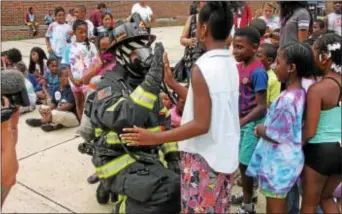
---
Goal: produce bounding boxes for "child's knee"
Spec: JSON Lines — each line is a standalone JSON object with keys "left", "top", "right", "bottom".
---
{"left": 320, "top": 195, "right": 334, "bottom": 205}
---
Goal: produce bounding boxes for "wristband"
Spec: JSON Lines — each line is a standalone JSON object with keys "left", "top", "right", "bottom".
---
{"left": 1, "top": 108, "right": 15, "bottom": 123}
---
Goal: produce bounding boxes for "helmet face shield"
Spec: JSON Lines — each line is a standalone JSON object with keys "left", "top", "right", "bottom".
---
{"left": 107, "top": 22, "right": 156, "bottom": 54}
{"left": 127, "top": 47, "right": 153, "bottom": 77}
{"left": 106, "top": 22, "right": 157, "bottom": 78}
{"left": 133, "top": 47, "right": 153, "bottom": 69}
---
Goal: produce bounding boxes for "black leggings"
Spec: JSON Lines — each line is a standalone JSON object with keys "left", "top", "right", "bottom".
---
{"left": 303, "top": 143, "right": 341, "bottom": 176}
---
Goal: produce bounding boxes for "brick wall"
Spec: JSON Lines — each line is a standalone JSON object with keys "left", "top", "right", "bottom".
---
{"left": 1, "top": 1, "right": 333, "bottom": 41}
{"left": 1, "top": 1, "right": 191, "bottom": 27}
{"left": 1, "top": 1, "right": 192, "bottom": 40}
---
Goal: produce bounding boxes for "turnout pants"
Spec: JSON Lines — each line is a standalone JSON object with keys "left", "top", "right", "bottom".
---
{"left": 96, "top": 155, "right": 181, "bottom": 214}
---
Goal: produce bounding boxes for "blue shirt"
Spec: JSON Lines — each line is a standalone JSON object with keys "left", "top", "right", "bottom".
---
{"left": 44, "top": 71, "right": 60, "bottom": 97}
{"left": 28, "top": 74, "right": 42, "bottom": 92}
{"left": 52, "top": 85, "right": 76, "bottom": 114}
{"left": 238, "top": 60, "right": 268, "bottom": 117}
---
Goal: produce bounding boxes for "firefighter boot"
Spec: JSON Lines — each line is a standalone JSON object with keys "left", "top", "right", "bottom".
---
{"left": 96, "top": 183, "right": 110, "bottom": 204}
{"left": 111, "top": 191, "right": 118, "bottom": 203}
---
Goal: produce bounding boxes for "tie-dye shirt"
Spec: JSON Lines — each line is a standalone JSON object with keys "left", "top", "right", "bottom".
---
{"left": 61, "top": 41, "right": 98, "bottom": 81}
{"left": 246, "top": 89, "right": 305, "bottom": 196}
{"left": 259, "top": 15, "right": 280, "bottom": 31}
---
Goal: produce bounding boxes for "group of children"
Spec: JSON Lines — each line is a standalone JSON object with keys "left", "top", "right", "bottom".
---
{"left": 230, "top": 22, "right": 341, "bottom": 214}
{"left": 1, "top": 2, "right": 341, "bottom": 213}
{"left": 1, "top": 4, "right": 116, "bottom": 133}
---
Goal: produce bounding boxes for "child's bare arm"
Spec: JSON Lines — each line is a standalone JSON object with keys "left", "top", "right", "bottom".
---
{"left": 240, "top": 91, "right": 267, "bottom": 127}
{"left": 57, "top": 103, "right": 73, "bottom": 112}
{"left": 303, "top": 85, "right": 321, "bottom": 142}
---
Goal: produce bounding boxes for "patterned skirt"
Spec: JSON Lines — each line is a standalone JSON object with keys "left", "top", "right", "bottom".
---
{"left": 180, "top": 152, "right": 233, "bottom": 214}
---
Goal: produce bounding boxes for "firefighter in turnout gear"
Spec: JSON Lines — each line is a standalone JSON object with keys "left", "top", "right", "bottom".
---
{"left": 83, "top": 22, "right": 180, "bottom": 213}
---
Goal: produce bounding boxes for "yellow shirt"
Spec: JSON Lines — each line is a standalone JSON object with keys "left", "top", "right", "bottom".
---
{"left": 267, "top": 69, "right": 281, "bottom": 107}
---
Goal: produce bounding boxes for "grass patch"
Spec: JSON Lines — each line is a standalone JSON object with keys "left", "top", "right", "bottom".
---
{"left": 6, "top": 35, "right": 28, "bottom": 41}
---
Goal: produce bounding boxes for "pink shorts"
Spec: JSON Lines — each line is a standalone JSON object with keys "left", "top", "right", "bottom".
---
{"left": 69, "top": 80, "right": 88, "bottom": 94}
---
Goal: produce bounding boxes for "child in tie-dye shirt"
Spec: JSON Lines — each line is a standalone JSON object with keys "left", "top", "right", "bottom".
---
{"left": 246, "top": 43, "right": 315, "bottom": 213}
{"left": 61, "top": 20, "right": 97, "bottom": 121}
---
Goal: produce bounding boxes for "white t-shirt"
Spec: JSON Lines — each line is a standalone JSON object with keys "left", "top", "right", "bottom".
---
{"left": 46, "top": 22, "right": 72, "bottom": 57}
{"left": 131, "top": 3, "right": 153, "bottom": 23}
{"left": 178, "top": 49, "right": 240, "bottom": 174}
{"left": 327, "top": 12, "right": 342, "bottom": 36}
{"left": 302, "top": 77, "right": 321, "bottom": 93}
{"left": 228, "top": 26, "right": 235, "bottom": 53}
{"left": 25, "top": 78, "right": 37, "bottom": 106}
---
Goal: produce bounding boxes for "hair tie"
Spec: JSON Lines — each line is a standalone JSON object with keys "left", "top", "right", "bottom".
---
{"left": 331, "top": 63, "right": 342, "bottom": 73}
{"left": 319, "top": 52, "right": 331, "bottom": 62}
{"left": 327, "top": 43, "right": 341, "bottom": 52}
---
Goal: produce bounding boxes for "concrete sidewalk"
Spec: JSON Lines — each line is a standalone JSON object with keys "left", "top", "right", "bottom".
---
{"left": 1, "top": 26, "right": 185, "bottom": 67}
{"left": 1, "top": 26, "right": 266, "bottom": 213}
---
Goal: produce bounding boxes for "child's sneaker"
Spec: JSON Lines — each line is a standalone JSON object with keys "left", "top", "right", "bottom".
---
{"left": 41, "top": 123, "right": 63, "bottom": 132}
{"left": 74, "top": 129, "right": 81, "bottom": 137}
{"left": 236, "top": 204, "right": 256, "bottom": 214}
{"left": 20, "top": 106, "right": 35, "bottom": 114}
{"left": 231, "top": 192, "right": 258, "bottom": 205}
{"left": 26, "top": 118, "right": 42, "bottom": 127}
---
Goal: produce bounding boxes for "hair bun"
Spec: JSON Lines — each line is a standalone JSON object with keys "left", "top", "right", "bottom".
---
{"left": 207, "top": 1, "right": 231, "bottom": 15}
{"left": 207, "top": 1, "right": 223, "bottom": 11}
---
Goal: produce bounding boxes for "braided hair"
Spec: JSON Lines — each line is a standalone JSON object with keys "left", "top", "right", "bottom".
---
{"left": 281, "top": 42, "right": 315, "bottom": 78}
{"left": 198, "top": 1, "right": 234, "bottom": 41}
{"left": 72, "top": 19, "right": 90, "bottom": 51}
{"left": 314, "top": 33, "right": 342, "bottom": 73}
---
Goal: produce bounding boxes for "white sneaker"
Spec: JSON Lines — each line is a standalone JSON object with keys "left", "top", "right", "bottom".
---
{"left": 74, "top": 130, "right": 81, "bottom": 137}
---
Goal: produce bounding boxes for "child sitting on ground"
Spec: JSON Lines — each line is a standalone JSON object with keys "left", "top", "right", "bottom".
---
{"left": 26, "top": 67, "right": 79, "bottom": 132}
{"left": 4, "top": 48, "right": 22, "bottom": 69}
{"left": 28, "top": 47, "right": 48, "bottom": 81}
{"left": 14, "top": 61, "right": 37, "bottom": 114}
{"left": 28, "top": 47, "right": 48, "bottom": 102}
{"left": 257, "top": 43, "right": 280, "bottom": 107}
{"left": 43, "top": 58, "right": 60, "bottom": 105}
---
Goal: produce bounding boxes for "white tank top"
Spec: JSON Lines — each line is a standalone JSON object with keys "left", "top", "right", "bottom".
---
{"left": 178, "top": 49, "right": 240, "bottom": 174}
